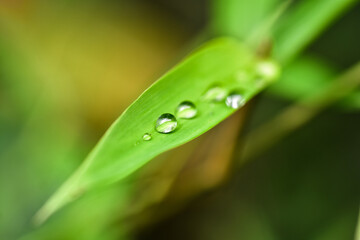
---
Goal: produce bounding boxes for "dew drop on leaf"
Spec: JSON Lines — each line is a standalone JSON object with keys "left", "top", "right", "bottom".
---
{"left": 202, "top": 86, "right": 227, "bottom": 102}
{"left": 256, "top": 60, "right": 280, "bottom": 81}
{"left": 225, "top": 93, "right": 245, "bottom": 109}
{"left": 142, "top": 133, "right": 152, "bottom": 141}
{"left": 155, "top": 113, "right": 178, "bottom": 133}
{"left": 175, "top": 101, "right": 197, "bottom": 119}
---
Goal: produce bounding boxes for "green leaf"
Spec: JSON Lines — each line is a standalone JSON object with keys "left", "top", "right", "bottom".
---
{"left": 211, "top": 0, "right": 356, "bottom": 65}
{"left": 356, "top": 208, "right": 360, "bottom": 240}
{"left": 267, "top": 55, "right": 360, "bottom": 111}
{"left": 273, "top": 0, "right": 357, "bottom": 63}
{"left": 341, "top": 91, "right": 360, "bottom": 110}
{"left": 211, "top": 0, "right": 280, "bottom": 39}
{"left": 268, "top": 55, "right": 338, "bottom": 100}
{"left": 36, "top": 37, "right": 280, "bottom": 223}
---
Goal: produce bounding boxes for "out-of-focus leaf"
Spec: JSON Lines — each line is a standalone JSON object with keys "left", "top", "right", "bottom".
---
{"left": 211, "top": 0, "right": 280, "bottom": 39}
{"left": 312, "top": 210, "right": 358, "bottom": 240}
{"left": 340, "top": 89, "right": 360, "bottom": 110}
{"left": 21, "top": 185, "right": 131, "bottom": 240}
{"left": 243, "top": 61, "right": 360, "bottom": 161}
{"left": 273, "top": 0, "right": 358, "bottom": 63}
{"left": 37, "top": 37, "right": 280, "bottom": 223}
{"left": 268, "top": 55, "right": 360, "bottom": 110}
{"left": 268, "top": 56, "right": 338, "bottom": 100}
{"left": 211, "top": 0, "right": 356, "bottom": 66}
{"left": 356, "top": 208, "right": 360, "bottom": 240}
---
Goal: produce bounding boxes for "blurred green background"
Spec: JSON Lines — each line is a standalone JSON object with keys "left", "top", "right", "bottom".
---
{"left": 0, "top": 0, "right": 359, "bottom": 239}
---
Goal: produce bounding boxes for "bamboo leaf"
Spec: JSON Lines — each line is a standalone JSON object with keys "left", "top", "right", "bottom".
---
{"left": 211, "top": 0, "right": 280, "bottom": 39}
{"left": 273, "top": 0, "right": 358, "bottom": 63}
{"left": 268, "top": 55, "right": 338, "bottom": 100}
{"left": 268, "top": 55, "right": 360, "bottom": 110}
{"left": 36, "top": 37, "right": 280, "bottom": 223}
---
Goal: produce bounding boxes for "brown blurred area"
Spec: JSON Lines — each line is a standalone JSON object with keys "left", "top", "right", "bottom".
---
{"left": 0, "top": 0, "right": 196, "bottom": 135}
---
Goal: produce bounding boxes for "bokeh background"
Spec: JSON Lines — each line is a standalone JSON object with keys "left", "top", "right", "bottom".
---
{"left": 0, "top": 0, "right": 359, "bottom": 239}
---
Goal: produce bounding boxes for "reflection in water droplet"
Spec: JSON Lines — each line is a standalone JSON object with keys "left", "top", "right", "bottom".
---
{"left": 143, "top": 133, "right": 152, "bottom": 141}
{"left": 176, "top": 101, "right": 197, "bottom": 119}
{"left": 202, "top": 86, "right": 227, "bottom": 102}
{"left": 155, "top": 113, "right": 178, "bottom": 133}
{"left": 225, "top": 93, "right": 245, "bottom": 109}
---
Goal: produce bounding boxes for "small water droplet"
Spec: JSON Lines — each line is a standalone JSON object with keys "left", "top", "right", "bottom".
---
{"left": 225, "top": 93, "right": 245, "bottom": 109}
{"left": 202, "top": 86, "right": 227, "bottom": 102}
{"left": 143, "top": 133, "right": 152, "bottom": 141}
{"left": 155, "top": 113, "right": 178, "bottom": 133}
{"left": 175, "top": 101, "right": 197, "bottom": 119}
{"left": 256, "top": 60, "right": 280, "bottom": 81}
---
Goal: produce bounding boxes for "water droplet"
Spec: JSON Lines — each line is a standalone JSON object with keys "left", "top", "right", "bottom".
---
{"left": 202, "top": 86, "right": 227, "bottom": 102}
{"left": 175, "top": 101, "right": 197, "bottom": 119}
{"left": 155, "top": 113, "right": 178, "bottom": 133}
{"left": 225, "top": 93, "right": 245, "bottom": 109}
{"left": 143, "top": 133, "right": 152, "bottom": 141}
{"left": 256, "top": 60, "right": 280, "bottom": 81}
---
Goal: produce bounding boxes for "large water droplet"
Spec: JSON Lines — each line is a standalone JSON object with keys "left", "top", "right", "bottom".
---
{"left": 202, "top": 86, "right": 227, "bottom": 102}
{"left": 142, "top": 133, "right": 152, "bottom": 141}
{"left": 155, "top": 113, "right": 178, "bottom": 133}
{"left": 176, "top": 101, "right": 197, "bottom": 119}
{"left": 225, "top": 93, "right": 245, "bottom": 109}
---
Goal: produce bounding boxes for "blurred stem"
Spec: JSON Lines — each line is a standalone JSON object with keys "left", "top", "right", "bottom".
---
{"left": 241, "top": 61, "right": 360, "bottom": 162}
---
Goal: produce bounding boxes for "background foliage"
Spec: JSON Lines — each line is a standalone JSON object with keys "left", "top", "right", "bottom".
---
{"left": 0, "top": 0, "right": 359, "bottom": 239}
